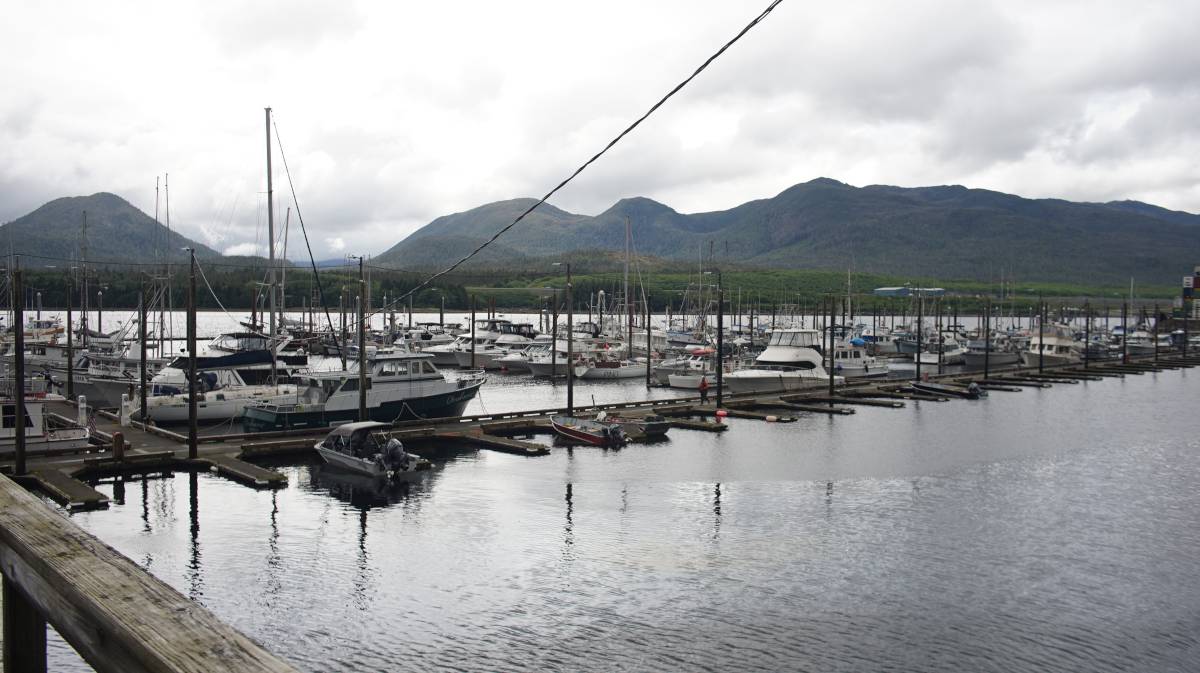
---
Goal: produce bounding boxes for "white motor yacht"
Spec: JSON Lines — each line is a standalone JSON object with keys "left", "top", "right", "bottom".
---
{"left": 723, "top": 328, "right": 841, "bottom": 394}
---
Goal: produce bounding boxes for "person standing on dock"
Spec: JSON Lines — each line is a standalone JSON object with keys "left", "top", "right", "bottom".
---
{"left": 699, "top": 376, "right": 710, "bottom": 404}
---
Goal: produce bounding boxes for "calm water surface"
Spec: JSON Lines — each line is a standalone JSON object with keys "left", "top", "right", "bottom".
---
{"left": 51, "top": 367, "right": 1199, "bottom": 671}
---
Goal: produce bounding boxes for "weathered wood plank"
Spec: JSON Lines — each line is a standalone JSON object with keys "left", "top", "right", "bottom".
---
{"left": 0, "top": 475, "right": 299, "bottom": 673}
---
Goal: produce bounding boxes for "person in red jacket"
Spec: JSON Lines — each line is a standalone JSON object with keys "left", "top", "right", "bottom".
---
{"left": 698, "top": 376, "right": 710, "bottom": 403}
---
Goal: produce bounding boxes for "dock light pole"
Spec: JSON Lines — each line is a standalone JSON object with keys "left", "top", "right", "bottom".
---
{"left": 187, "top": 249, "right": 197, "bottom": 460}
{"left": 356, "top": 256, "right": 367, "bottom": 422}
{"left": 984, "top": 296, "right": 991, "bottom": 380}
{"left": 554, "top": 262, "right": 574, "bottom": 415}
{"left": 1121, "top": 301, "right": 1129, "bottom": 364}
{"left": 914, "top": 288, "right": 923, "bottom": 382}
{"left": 1084, "top": 302, "right": 1091, "bottom": 369}
{"left": 139, "top": 290, "right": 148, "bottom": 423}
{"left": 66, "top": 275, "right": 75, "bottom": 401}
{"left": 13, "top": 267, "right": 26, "bottom": 476}
{"left": 1154, "top": 303, "right": 1160, "bottom": 362}
{"left": 828, "top": 296, "right": 835, "bottom": 404}
{"left": 645, "top": 295, "right": 652, "bottom": 388}
{"left": 1037, "top": 295, "right": 1045, "bottom": 374}
{"left": 548, "top": 289, "right": 558, "bottom": 384}
{"left": 717, "top": 273, "right": 724, "bottom": 408}
{"left": 705, "top": 270, "right": 723, "bottom": 407}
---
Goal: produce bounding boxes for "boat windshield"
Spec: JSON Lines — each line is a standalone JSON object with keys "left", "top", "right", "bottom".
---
{"left": 768, "top": 331, "right": 817, "bottom": 348}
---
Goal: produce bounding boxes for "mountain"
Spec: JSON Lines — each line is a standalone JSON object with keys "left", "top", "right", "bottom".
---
{"left": 0, "top": 193, "right": 220, "bottom": 265}
{"left": 375, "top": 178, "right": 1199, "bottom": 285}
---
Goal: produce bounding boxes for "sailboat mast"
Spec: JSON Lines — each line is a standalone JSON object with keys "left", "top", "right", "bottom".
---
{"left": 625, "top": 216, "right": 631, "bottom": 357}
{"left": 265, "top": 107, "right": 277, "bottom": 385}
{"left": 281, "top": 207, "right": 290, "bottom": 316}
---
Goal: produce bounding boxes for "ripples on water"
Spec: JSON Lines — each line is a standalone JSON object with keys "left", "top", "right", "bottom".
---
{"left": 52, "top": 370, "right": 1200, "bottom": 672}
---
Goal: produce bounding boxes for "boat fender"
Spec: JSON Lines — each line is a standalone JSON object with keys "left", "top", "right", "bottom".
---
{"left": 765, "top": 415, "right": 778, "bottom": 422}
{"left": 715, "top": 409, "right": 728, "bottom": 418}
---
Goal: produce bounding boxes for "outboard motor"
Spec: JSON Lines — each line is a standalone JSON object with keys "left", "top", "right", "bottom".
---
{"left": 384, "top": 437, "right": 410, "bottom": 472}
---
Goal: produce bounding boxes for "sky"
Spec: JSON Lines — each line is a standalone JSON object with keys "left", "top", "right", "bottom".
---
{"left": 1, "top": 0, "right": 1197, "bottom": 261}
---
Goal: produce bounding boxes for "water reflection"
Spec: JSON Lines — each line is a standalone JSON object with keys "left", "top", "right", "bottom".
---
{"left": 712, "top": 483, "right": 722, "bottom": 542}
{"left": 264, "top": 491, "right": 282, "bottom": 601}
{"left": 53, "top": 368, "right": 1200, "bottom": 673}
{"left": 307, "top": 463, "right": 433, "bottom": 509}
{"left": 563, "top": 482, "right": 575, "bottom": 556}
{"left": 187, "top": 471, "right": 202, "bottom": 601}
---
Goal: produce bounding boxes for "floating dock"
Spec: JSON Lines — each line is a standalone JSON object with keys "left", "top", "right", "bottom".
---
{"left": 4, "top": 353, "right": 1197, "bottom": 510}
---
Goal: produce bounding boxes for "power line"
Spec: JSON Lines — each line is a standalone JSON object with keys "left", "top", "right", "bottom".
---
{"left": 368, "top": 0, "right": 785, "bottom": 320}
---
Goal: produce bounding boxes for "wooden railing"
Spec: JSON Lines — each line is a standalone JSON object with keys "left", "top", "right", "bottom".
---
{"left": 0, "top": 475, "right": 299, "bottom": 673}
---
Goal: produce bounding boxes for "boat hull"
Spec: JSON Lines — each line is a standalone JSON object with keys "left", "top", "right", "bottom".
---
{"left": 526, "top": 360, "right": 569, "bottom": 378}
{"left": 723, "top": 371, "right": 837, "bottom": 394}
{"left": 1019, "top": 351, "right": 1080, "bottom": 368}
{"left": 136, "top": 386, "right": 298, "bottom": 424}
{"left": 550, "top": 416, "right": 626, "bottom": 447}
{"left": 962, "top": 351, "right": 1020, "bottom": 367}
{"left": 667, "top": 373, "right": 713, "bottom": 389}
{"left": 578, "top": 364, "right": 645, "bottom": 379}
{"left": 241, "top": 382, "right": 481, "bottom": 433}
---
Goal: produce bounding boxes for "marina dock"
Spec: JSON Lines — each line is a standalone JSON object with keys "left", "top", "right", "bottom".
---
{"left": 5, "top": 352, "right": 1197, "bottom": 513}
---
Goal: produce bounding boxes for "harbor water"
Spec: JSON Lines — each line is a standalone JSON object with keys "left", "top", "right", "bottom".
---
{"left": 49, "top": 360, "right": 1200, "bottom": 671}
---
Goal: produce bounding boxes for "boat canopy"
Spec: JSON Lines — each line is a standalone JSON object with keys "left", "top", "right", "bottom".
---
{"left": 326, "top": 421, "right": 390, "bottom": 438}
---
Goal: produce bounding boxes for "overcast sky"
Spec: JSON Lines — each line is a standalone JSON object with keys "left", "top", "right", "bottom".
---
{"left": 1, "top": 0, "right": 1197, "bottom": 260}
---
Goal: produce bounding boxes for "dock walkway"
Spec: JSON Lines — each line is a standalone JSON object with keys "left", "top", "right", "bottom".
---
{"left": 4, "top": 353, "right": 1196, "bottom": 510}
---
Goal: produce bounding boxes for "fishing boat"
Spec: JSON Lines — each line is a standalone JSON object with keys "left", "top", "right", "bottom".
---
{"left": 574, "top": 356, "right": 644, "bottom": 379}
{"left": 653, "top": 348, "right": 714, "bottom": 386}
{"left": 493, "top": 335, "right": 554, "bottom": 373}
{"left": 526, "top": 333, "right": 610, "bottom": 378}
{"left": 928, "top": 336, "right": 968, "bottom": 365}
{"left": 601, "top": 412, "right": 671, "bottom": 438}
{"left": 1020, "top": 323, "right": 1081, "bottom": 367}
{"left": 825, "top": 340, "right": 888, "bottom": 377}
{"left": 962, "top": 336, "right": 1021, "bottom": 367}
{"left": 550, "top": 414, "right": 628, "bottom": 447}
{"left": 126, "top": 336, "right": 306, "bottom": 423}
{"left": 313, "top": 421, "right": 429, "bottom": 478}
{"left": 242, "top": 349, "right": 484, "bottom": 432}
{"left": 0, "top": 398, "right": 91, "bottom": 456}
{"left": 450, "top": 320, "right": 537, "bottom": 369}
{"left": 911, "top": 381, "right": 987, "bottom": 399}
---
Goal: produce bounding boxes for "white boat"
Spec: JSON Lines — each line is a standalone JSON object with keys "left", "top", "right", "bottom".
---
{"left": 447, "top": 319, "right": 537, "bottom": 369}
{"left": 526, "top": 334, "right": 610, "bottom": 378}
{"left": 313, "top": 421, "right": 429, "bottom": 478}
{"left": 667, "top": 372, "right": 713, "bottom": 389}
{"left": 654, "top": 348, "right": 714, "bottom": 386}
{"left": 575, "top": 358, "right": 646, "bottom": 379}
{"left": 127, "top": 336, "right": 306, "bottom": 424}
{"left": 493, "top": 335, "right": 554, "bottom": 373}
{"left": 723, "top": 328, "right": 841, "bottom": 394}
{"left": 1020, "top": 323, "right": 1081, "bottom": 367}
{"left": 962, "top": 336, "right": 1021, "bottom": 367}
{"left": 926, "top": 336, "right": 967, "bottom": 365}
{"left": 243, "top": 349, "right": 485, "bottom": 432}
{"left": 0, "top": 399, "right": 90, "bottom": 455}
{"left": 825, "top": 340, "right": 889, "bottom": 377}
{"left": 1123, "top": 331, "right": 1172, "bottom": 357}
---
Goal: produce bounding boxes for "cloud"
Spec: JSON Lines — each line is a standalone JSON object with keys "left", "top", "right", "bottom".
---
{"left": 0, "top": 0, "right": 1197, "bottom": 259}
{"left": 223, "top": 242, "right": 262, "bottom": 257}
